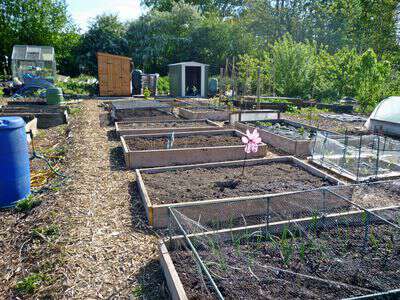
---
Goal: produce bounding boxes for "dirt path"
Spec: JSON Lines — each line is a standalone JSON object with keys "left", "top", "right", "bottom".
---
{"left": 60, "top": 101, "right": 165, "bottom": 299}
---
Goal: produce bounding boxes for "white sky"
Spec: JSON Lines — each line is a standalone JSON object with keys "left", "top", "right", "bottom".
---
{"left": 66, "top": 0, "right": 144, "bottom": 32}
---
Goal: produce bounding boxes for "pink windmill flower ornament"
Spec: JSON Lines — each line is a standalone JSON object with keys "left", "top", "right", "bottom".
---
{"left": 242, "top": 129, "right": 262, "bottom": 154}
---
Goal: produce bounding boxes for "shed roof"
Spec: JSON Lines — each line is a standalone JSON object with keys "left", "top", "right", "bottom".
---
{"left": 168, "top": 61, "right": 209, "bottom": 67}
{"left": 12, "top": 45, "right": 55, "bottom": 61}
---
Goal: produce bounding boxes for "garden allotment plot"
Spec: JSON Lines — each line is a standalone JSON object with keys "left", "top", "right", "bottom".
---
{"left": 136, "top": 156, "right": 343, "bottom": 227}
{"left": 161, "top": 181, "right": 400, "bottom": 300}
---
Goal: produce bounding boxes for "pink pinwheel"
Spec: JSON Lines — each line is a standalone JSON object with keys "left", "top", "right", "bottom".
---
{"left": 242, "top": 129, "right": 262, "bottom": 154}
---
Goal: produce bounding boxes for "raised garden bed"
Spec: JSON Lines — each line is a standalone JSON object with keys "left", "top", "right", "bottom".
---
{"left": 0, "top": 105, "right": 68, "bottom": 128}
{"left": 161, "top": 205, "right": 400, "bottom": 299}
{"left": 235, "top": 119, "right": 327, "bottom": 157}
{"left": 122, "top": 129, "right": 267, "bottom": 169}
{"left": 115, "top": 119, "right": 222, "bottom": 136}
{"left": 178, "top": 107, "right": 229, "bottom": 121}
{"left": 231, "top": 99, "right": 354, "bottom": 113}
{"left": 111, "top": 100, "right": 176, "bottom": 121}
{"left": 136, "top": 156, "right": 343, "bottom": 227}
{"left": 229, "top": 109, "right": 280, "bottom": 124}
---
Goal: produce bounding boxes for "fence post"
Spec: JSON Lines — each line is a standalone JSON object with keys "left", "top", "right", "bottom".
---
{"left": 363, "top": 211, "right": 370, "bottom": 252}
{"left": 266, "top": 197, "right": 270, "bottom": 235}
{"left": 256, "top": 65, "right": 261, "bottom": 109}
{"left": 375, "top": 134, "right": 381, "bottom": 177}
{"left": 219, "top": 67, "right": 224, "bottom": 102}
{"left": 356, "top": 135, "right": 363, "bottom": 181}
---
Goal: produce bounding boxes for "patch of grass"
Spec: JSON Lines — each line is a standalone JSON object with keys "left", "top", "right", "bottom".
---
{"left": 69, "top": 107, "right": 82, "bottom": 115}
{"left": 15, "top": 273, "right": 48, "bottom": 294}
{"left": 15, "top": 195, "right": 42, "bottom": 212}
{"left": 31, "top": 224, "right": 60, "bottom": 240}
{"left": 132, "top": 285, "right": 145, "bottom": 297}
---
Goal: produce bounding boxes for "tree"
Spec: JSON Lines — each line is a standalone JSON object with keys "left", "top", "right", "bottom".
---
{"left": 76, "top": 14, "right": 128, "bottom": 75}
{"left": 270, "top": 35, "right": 317, "bottom": 98}
{"left": 140, "top": 0, "right": 245, "bottom": 17}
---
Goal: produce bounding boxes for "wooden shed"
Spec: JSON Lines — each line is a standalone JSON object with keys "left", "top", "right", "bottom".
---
{"left": 169, "top": 62, "right": 209, "bottom": 98}
{"left": 97, "top": 52, "right": 133, "bottom": 97}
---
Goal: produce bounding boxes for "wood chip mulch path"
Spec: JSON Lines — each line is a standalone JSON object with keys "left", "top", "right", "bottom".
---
{"left": 60, "top": 101, "right": 166, "bottom": 299}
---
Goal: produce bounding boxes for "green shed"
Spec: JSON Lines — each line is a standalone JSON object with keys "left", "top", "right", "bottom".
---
{"left": 168, "top": 62, "right": 209, "bottom": 98}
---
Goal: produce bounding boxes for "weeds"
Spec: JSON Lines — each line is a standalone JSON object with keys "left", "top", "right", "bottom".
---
{"left": 31, "top": 224, "right": 60, "bottom": 240}
{"left": 15, "top": 273, "right": 48, "bottom": 294}
{"left": 15, "top": 195, "right": 42, "bottom": 212}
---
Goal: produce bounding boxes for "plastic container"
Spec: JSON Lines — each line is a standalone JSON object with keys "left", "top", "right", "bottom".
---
{"left": 46, "top": 87, "right": 64, "bottom": 105}
{"left": 0, "top": 117, "right": 31, "bottom": 207}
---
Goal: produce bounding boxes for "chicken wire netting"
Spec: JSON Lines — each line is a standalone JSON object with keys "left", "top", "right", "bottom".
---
{"left": 167, "top": 181, "right": 400, "bottom": 299}
{"left": 311, "top": 132, "right": 400, "bottom": 182}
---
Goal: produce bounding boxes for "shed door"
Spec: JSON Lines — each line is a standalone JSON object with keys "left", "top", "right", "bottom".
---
{"left": 98, "top": 53, "right": 132, "bottom": 96}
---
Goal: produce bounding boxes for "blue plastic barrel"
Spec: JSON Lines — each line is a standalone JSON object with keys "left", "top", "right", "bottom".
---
{"left": 0, "top": 117, "right": 30, "bottom": 207}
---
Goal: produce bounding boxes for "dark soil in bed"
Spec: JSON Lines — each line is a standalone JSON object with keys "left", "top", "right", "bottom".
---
{"left": 143, "top": 162, "right": 332, "bottom": 204}
{"left": 127, "top": 134, "right": 242, "bottom": 151}
{"left": 170, "top": 223, "right": 400, "bottom": 299}
{"left": 119, "top": 120, "right": 211, "bottom": 129}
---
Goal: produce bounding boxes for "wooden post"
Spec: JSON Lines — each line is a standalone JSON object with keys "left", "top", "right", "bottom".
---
{"left": 219, "top": 67, "right": 224, "bottom": 102}
{"left": 257, "top": 65, "right": 261, "bottom": 109}
{"left": 232, "top": 57, "right": 236, "bottom": 100}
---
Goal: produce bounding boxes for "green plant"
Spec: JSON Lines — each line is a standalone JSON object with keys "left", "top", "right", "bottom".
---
{"left": 69, "top": 107, "right": 82, "bottom": 115}
{"left": 15, "top": 195, "right": 42, "bottom": 212}
{"left": 15, "top": 273, "right": 48, "bottom": 294}
{"left": 157, "top": 76, "right": 170, "bottom": 95}
{"left": 31, "top": 224, "right": 60, "bottom": 240}
{"left": 132, "top": 285, "right": 145, "bottom": 297}
{"left": 143, "top": 87, "right": 151, "bottom": 99}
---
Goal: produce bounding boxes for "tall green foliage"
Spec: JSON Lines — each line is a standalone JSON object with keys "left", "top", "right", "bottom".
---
{"left": 270, "top": 35, "right": 317, "bottom": 98}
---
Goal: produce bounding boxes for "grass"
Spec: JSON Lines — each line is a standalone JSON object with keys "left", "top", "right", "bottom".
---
{"left": 31, "top": 224, "right": 60, "bottom": 240}
{"left": 69, "top": 107, "right": 82, "bottom": 115}
{"left": 15, "top": 195, "right": 42, "bottom": 212}
{"left": 15, "top": 273, "right": 48, "bottom": 294}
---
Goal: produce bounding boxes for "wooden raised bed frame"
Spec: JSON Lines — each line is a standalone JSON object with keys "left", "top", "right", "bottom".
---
{"left": 159, "top": 205, "right": 400, "bottom": 300}
{"left": 136, "top": 156, "right": 345, "bottom": 228}
{"left": 235, "top": 119, "right": 326, "bottom": 157}
{"left": 115, "top": 119, "right": 222, "bottom": 136}
{"left": 121, "top": 129, "right": 267, "bottom": 169}
{"left": 178, "top": 107, "right": 229, "bottom": 121}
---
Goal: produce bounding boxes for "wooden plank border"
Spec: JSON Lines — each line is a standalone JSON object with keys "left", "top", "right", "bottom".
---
{"left": 136, "top": 156, "right": 346, "bottom": 227}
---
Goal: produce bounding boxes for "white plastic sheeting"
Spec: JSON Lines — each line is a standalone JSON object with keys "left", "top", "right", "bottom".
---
{"left": 365, "top": 97, "right": 400, "bottom": 136}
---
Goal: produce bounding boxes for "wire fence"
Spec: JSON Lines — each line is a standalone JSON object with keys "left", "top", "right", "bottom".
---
{"left": 311, "top": 131, "right": 400, "bottom": 182}
{"left": 167, "top": 181, "right": 400, "bottom": 299}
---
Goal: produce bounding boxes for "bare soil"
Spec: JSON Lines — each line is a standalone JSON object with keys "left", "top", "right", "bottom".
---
{"left": 119, "top": 120, "right": 211, "bottom": 129}
{"left": 170, "top": 223, "right": 400, "bottom": 299}
{"left": 143, "top": 162, "right": 333, "bottom": 204}
{"left": 126, "top": 134, "right": 242, "bottom": 151}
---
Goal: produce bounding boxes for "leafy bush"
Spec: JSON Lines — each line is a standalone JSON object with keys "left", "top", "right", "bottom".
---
{"left": 270, "top": 35, "right": 317, "bottom": 98}
{"left": 157, "top": 76, "right": 170, "bottom": 95}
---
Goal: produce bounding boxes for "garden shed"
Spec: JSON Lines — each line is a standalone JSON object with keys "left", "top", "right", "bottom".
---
{"left": 11, "top": 45, "right": 56, "bottom": 82}
{"left": 168, "top": 62, "right": 209, "bottom": 98}
{"left": 365, "top": 96, "right": 400, "bottom": 136}
{"left": 97, "top": 52, "right": 133, "bottom": 97}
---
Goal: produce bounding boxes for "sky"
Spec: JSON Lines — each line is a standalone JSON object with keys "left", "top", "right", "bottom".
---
{"left": 66, "top": 0, "right": 144, "bottom": 32}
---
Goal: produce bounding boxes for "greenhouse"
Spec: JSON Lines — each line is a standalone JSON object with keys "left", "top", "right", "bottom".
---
{"left": 11, "top": 45, "right": 57, "bottom": 82}
{"left": 365, "top": 96, "right": 400, "bottom": 136}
